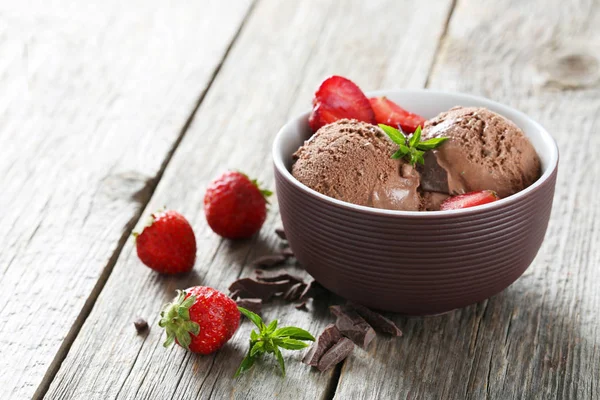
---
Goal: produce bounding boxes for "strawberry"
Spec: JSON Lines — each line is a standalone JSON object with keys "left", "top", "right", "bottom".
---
{"left": 204, "top": 171, "right": 272, "bottom": 239}
{"left": 369, "top": 96, "right": 426, "bottom": 133}
{"left": 309, "top": 76, "right": 376, "bottom": 132}
{"left": 440, "top": 190, "right": 500, "bottom": 211}
{"left": 134, "top": 210, "right": 196, "bottom": 274}
{"left": 159, "top": 287, "right": 240, "bottom": 355}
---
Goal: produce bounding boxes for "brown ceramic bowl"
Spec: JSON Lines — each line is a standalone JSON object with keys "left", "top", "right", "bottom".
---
{"left": 273, "top": 90, "right": 558, "bottom": 315}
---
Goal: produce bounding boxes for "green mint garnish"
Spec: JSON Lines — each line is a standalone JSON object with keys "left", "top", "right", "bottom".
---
{"left": 378, "top": 124, "right": 448, "bottom": 166}
{"left": 235, "top": 307, "right": 315, "bottom": 377}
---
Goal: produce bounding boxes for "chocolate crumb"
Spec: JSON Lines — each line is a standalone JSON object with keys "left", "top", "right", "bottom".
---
{"left": 303, "top": 324, "right": 342, "bottom": 366}
{"left": 275, "top": 228, "right": 287, "bottom": 240}
{"left": 255, "top": 269, "right": 304, "bottom": 285}
{"left": 250, "top": 254, "right": 287, "bottom": 269}
{"left": 348, "top": 302, "right": 402, "bottom": 336}
{"left": 228, "top": 278, "right": 294, "bottom": 301}
{"left": 281, "top": 247, "right": 295, "bottom": 257}
{"left": 317, "top": 337, "right": 354, "bottom": 372}
{"left": 295, "top": 301, "right": 308, "bottom": 311}
{"left": 236, "top": 298, "right": 262, "bottom": 315}
{"left": 330, "top": 305, "right": 375, "bottom": 348}
{"left": 134, "top": 318, "right": 148, "bottom": 333}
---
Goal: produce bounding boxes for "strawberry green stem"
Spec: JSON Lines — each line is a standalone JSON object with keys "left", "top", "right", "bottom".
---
{"left": 158, "top": 290, "right": 200, "bottom": 350}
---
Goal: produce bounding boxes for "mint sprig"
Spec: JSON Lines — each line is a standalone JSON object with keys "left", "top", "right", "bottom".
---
{"left": 235, "top": 307, "right": 315, "bottom": 377}
{"left": 379, "top": 124, "right": 448, "bottom": 166}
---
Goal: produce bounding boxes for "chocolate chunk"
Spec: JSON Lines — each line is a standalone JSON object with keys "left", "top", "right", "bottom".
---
{"left": 281, "top": 247, "right": 295, "bottom": 257}
{"left": 283, "top": 282, "right": 305, "bottom": 302}
{"left": 250, "top": 254, "right": 287, "bottom": 269}
{"left": 275, "top": 228, "right": 287, "bottom": 240}
{"left": 228, "top": 278, "right": 294, "bottom": 301}
{"left": 236, "top": 298, "right": 263, "bottom": 315}
{"left": 133, "top": 318, "right": 148, "bottom": 333}
{"left": 295, "top": 301, "right": 308, "bottom": 311}
{"left": 303, "top": 324, "right": 342, "bottom": 367}
{"left": 348, "top": 302, "right": 402, "bottom": 336}
{"left": 418, "top": 151, "right": 450, "bottom": 193}
{"left": 317, "top": 337, "right": 355, "bottom": 372}
{"left": 255, "top": 269, "right": 304, "bottom": 285}
{"left": 299, "top": 280, "right": 326, "bottom": 301}
{"left": 330, "top": 305, "right": 376, "bottom": 348}
{"left": 229, "top": 290, "right": 241, "bottom": 300}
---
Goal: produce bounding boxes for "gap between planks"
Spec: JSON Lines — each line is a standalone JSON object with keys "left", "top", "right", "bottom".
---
{"left": 424, "top": 0, "right": 459, "bottom": 88}
{"left": 32, "top": 3, "right": 258, "bottom": 399}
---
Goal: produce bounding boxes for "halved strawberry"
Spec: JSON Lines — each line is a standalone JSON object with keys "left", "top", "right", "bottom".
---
{"left": 369, "top": 97, "right": 426, "bottom": 133}
{"left": 440, "top": 190, "right": 500, "bottom": 211}
{"left": 309, "top": 76, "right": 376, "bottom": 132}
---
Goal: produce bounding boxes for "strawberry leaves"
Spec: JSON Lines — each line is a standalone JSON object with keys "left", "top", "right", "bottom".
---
{"left": 379, "top": 124, "right": 448, "bottom": 166}
{"left": 235, "top": 307, "right": 315, "bottom": 377}
{"left": 158, "top": 290, "right": 201, "bottom": 351}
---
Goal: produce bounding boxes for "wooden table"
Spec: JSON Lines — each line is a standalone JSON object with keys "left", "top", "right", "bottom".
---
{"left": 2, "top": 0, "right": 599, "bottom": 399}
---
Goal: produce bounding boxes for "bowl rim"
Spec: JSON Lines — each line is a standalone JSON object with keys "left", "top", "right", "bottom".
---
{"left": 272, "top": 89, "right": 559, "bottom": 218}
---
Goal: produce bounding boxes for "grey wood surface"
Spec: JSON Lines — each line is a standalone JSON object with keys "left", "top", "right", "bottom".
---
{"left": 2, "top": 0, "right": 598, "bottom": 399}
{"left": 0, "top": 1, "right": 253, "bottom": 399}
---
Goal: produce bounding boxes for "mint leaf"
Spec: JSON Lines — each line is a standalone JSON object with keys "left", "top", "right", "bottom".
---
{"left": 379, "top": 123, "right": 447, "bottom": 165}
{"left": 266, "top": 319, "right": 278, "bottom": 334}
{"left": 416, "top": 136, "right": 448, "bottom": 151}
{"left": 378, "top": 124, "right": 406, "bottom": 145}
{"left": 250, "top": 341, "right": 265, "bottom": 357}
{"left": 274, "top": 347, "right": 286, "bottom": 376}
{"left": 235, "top": 347, "right": 257, "bottom": 378}
{"left": 409, "top": 126, "right": 422, "bottom": 148}
{"left": 274, "top": 338, "right": 311, "bottom": 350}
{"left": 273, "top": 327, "right": 315, "bottom": 341}
{"left": 238, "top": 307, "right": 265, "bottom": 330}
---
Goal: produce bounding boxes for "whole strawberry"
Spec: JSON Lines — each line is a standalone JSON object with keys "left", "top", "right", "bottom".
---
{"left": 134, "top": 210, "right": 196, "bottom": 274}
{"left": 204, "top": 171, "right": 272, "bottom": 239}
{"left": 159, "top": 287, "right": 240, "bottom": 354}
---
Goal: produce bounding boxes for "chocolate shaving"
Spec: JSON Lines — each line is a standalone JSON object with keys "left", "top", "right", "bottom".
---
{"left": 133, "top": 318, "right": 148, "bottom": 333}
{"left": 330, "top": 305, "right": 375, "bottom": 348}
{"left": 283, "top": 282, "right": 306, "bottom": 302}
{"left": 228, "top": 278, "right": 294, "bottom": 301}
{"left": 348, "top": 302, "right": 402, "bottom": 337}
{"left": 236, "top": 298, "right": 263, "bottom": 315}
{"left": 317, "top": 338, "right": 355, "bottom": 372}
{"left": 299, "top": 280, "right": 326, "bottom": 301}
{"left": 255, "top": 269, "right": 304, "bottom": 285}
{"left": 281, "top": 247, "right": 295, "bottom": 258}
{"left": 303, "top": 324, "right": 342, "bottom": 366}
{"left": 275, "top": 228, "right": 287, "bottom": 240}
{"left": 250, "top": 254, "right": 287, "bottom": 269}
{"left": 229, "top": 290, "right": 240, "bottom": 300}
{"left": 295, "top": 301, "right": 308, "bottom": 311}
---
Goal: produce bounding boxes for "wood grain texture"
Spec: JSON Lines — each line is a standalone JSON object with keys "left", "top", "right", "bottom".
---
{"left": 333, "top": 0, "right": 600, "bottom": 399}
{"left": 43, "top": 0, "right": 453, "bottom": 399}
{"left": 0, "top": 1, "right": 252, "bottom": 399}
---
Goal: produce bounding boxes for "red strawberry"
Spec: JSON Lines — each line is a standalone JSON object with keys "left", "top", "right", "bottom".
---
{"left": 369, "top": 96, "right": 426, "bottom": 133}
{"left": 159, "top": 287, "right": 240, "bottom": 354}
{"left": 309, "top": 76, "right": 376, "bottom": 131}
{"left": 134, "top": 210, "right": 196, "bottom": 274}
{"left": 204, "top": 171, "right": 271, "bottom": 239}
{"left": 440, "top": 190, "right": 500, "bottom": 211}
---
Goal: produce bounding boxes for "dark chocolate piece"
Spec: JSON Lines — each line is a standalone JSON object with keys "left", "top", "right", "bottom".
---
{"left": 229, "top": 290, "right": 240, "bottom": 300}
{"left": 255, "top": 269, "right": 304, "bottom": 285}
{"left": 330, "top": 305, "right": 376, "bottom": 348}
{"left": 317, "top": 337, "right": 355, "bottom": 372}
{"left": 134, "top": 317, "right": 148, "bottom": 333}
{"left": 275, "top": 228, "right": 287, "bottom": 240}
{"left": 418, "top": 151, "right": 450, "bottom": 193}
{"left": 302, "top": 324, "right": 342, "bottom": 366}
{"left": 228, "top": 278, "right": 293, "bottom": 301}
{"left": 236, "top": 298, "right": 263, "bottom": 315}
{"left": 348, "top": 302, "right": 402, "bottom": 337}
{"left": 250, "top": 254, "right": 287, "bottom": 269}
{"left": 283, "top": 282, "right": 305, "bottom": 302}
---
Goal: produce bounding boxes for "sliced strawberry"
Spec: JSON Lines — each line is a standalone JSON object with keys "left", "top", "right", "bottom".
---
{"left": 369, "top": 97, "right": 426, "bottom": 133}
{"left": 440, "top": 190, "right": 500, "bottom": 211}
{"left": 309, "top": 76, "right": 376, "bottom": 132}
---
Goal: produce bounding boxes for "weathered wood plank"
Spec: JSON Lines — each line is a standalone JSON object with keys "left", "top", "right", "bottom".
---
{"left": 0, "top": 1, "right": 252, "bottom": 399}
{"left": 43, "top": 0, "right": 454, "bottom": 399}
{"left": 333, "top": 0, "right": 600, "bottom": 399}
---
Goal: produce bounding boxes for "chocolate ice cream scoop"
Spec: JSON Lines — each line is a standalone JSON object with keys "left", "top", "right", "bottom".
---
{"left": 292, "top": 119, "right": 421, "bottom": 211}
{"left": 422, "top": 107, "right": 541, "bottom": 198}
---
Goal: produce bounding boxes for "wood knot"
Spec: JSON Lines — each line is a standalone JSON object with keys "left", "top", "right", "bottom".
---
{"left": 537, "top": 46, "right": 600, "bottom": 89}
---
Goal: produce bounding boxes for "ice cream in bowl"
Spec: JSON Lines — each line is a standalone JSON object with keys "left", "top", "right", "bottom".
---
{"left": 273, "top": 76, "right": 558, "bottom": 315}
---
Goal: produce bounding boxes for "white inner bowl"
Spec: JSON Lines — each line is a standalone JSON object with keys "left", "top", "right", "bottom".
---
{"left": 273, "top": 89, "right": 559, "bottom": 216}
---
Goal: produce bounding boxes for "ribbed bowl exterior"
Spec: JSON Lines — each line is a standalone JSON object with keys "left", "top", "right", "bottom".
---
{"left": 275, "top": 167, "right": 557, "bottom": 315}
